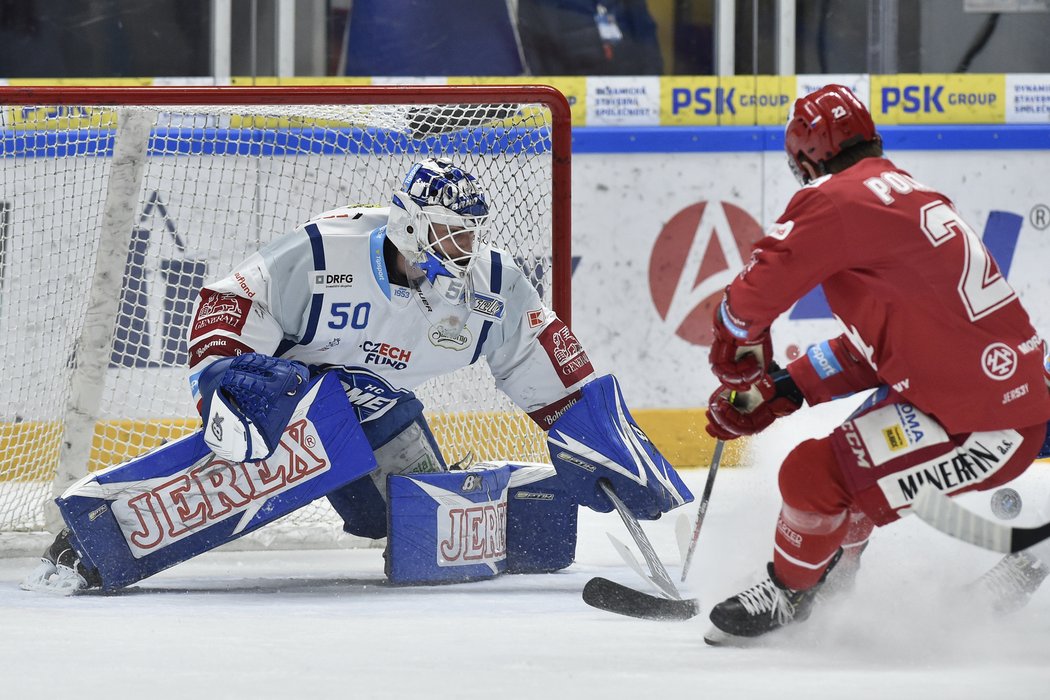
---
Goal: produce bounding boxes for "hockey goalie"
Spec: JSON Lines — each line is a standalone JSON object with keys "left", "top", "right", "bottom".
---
{"left": 23, "top": 157, "right": 693, "bottom": 594}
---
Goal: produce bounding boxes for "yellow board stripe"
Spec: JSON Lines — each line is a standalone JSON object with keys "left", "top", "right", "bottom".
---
{"left": 0, "top": 409, "right": 744, "bottom": 481}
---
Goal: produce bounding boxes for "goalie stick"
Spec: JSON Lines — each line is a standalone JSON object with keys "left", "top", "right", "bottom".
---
{"left": 582, "top": 481, "right": 699, "bottom": 621}
{"left": 911, "top": 486, "right": 1050, "bottom": 554}
{"left": 679, "top": 438, "right": 724, "bottom": 582}
{"left": 598, "top": 481, "right": 682, "bottom": 599}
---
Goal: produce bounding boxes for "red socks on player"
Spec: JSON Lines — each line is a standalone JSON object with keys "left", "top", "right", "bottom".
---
{"left": 773, "top": 437, "right": 873, "bottom": 590}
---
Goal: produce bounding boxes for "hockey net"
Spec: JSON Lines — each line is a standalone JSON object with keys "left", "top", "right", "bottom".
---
{"left": 0, "top": 85, "right": 571, "bottom": 554}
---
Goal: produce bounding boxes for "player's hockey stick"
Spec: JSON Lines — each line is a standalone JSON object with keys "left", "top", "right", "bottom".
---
{"left": 582, "top": 577, "right": 699, "bottom": 621}
{"left": 678, "top": 438, "right": 724, "bottom": 582}
{"left": 910, "top": 486, "right": 1050, "bottom": 554}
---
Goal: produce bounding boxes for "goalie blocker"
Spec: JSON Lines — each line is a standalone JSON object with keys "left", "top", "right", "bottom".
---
{"left": 55, "top": 372, "right": 376, "bottom": 591}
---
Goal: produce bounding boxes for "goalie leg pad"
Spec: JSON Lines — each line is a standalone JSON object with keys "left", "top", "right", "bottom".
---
{"left": 505, "top": 462, "right": 578, "bottom": 574}
{"left": 386, "top": 465, "right": 512, "bottom": 585}
{"left": 326, "top": 397, "right": 447, "bottom": 539}
{"left": 547, "top": 374, "right": 693, "bottom": 519}
{"left": 56, "top": 372, "right": 376, "bottom": 591}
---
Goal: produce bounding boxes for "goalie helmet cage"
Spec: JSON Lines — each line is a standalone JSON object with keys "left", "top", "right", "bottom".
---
{"left": 0, "top": 85, "right": 572, "bottom": 555}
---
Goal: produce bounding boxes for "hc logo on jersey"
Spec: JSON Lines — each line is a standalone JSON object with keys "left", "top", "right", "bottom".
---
{"left": 333, "top": 368, "right": 412, "bottom": 419}
{"left": 982, "top": 342, "right": 1018, "bottom": 381}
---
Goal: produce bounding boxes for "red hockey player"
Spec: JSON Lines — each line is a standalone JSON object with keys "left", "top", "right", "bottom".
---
{"left": 703, "top": 84, "right": 1050, "bottom": 645}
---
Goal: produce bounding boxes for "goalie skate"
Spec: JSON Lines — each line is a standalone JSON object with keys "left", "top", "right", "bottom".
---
{"left": 20, "top": 529, "right": 100, "bottom": 596}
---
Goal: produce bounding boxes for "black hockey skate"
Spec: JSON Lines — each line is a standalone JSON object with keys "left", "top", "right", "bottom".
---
{"left": 705, "top": 551, "right": 841, "bottom": 646}
{"left": 818, "top": 541, "right": 868, "bottom": 599}
{"left": 20, "top": 528, "right": 102, "bottom": 595}
{"left": 967, "top": 551, "right": 1049, "bottom": 615}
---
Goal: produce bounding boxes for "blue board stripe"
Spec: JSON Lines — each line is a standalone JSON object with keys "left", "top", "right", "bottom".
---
{"left": 3, "top": 125, "right": 1049, "bottom": 158}
{"left": 572, "top": 125, "right": 1050, "bottom": 153}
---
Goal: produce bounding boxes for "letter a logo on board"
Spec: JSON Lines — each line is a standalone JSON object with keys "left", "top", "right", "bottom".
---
{"left": 648, "top": 201, "right": 762, "bottom": 346}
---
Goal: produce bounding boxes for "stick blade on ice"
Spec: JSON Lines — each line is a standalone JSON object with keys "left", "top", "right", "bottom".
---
{"left": 582, "top": 577, "right": 699, "bottom": 621}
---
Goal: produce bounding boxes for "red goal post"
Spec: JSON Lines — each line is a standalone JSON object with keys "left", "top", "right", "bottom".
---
{"left": 0, "top": 84, "right": 572, "bottom": 551}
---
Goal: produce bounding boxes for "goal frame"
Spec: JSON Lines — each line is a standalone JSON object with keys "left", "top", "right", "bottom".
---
{"left": 0, "top": 84, "right": 573, "bottom": 553}
{"left": 0, "top": 83, "right": 573, "bottom": 319}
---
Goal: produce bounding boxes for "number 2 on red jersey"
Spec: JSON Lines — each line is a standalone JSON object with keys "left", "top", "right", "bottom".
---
{"left": 919, "top": 200, "right": 1017, "bottom": 322}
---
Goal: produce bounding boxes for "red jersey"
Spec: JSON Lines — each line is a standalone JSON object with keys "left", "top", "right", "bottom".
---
{"left": 727, "top": 157, "right": 1050, "bottom": 434}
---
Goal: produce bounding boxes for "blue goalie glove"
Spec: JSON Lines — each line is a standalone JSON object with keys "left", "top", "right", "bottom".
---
{"left": 547, "top": 375, "right": 694, "bottom": 519}
{"left": 197, "top": 353, "right": 312, "bottom": 462}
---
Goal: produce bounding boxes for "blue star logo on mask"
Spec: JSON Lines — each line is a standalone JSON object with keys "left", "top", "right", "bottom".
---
{"left": 418, "top": 252, "right": 454, "bottom": 284}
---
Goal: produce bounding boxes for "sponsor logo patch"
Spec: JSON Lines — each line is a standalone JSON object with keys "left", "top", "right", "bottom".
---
{"left": 429, "top": 323, "right": 472, "bottom": 350}
{"left": 113, "top": 418, "right": 331, "bottom": 557}
{"left": 539, "top": 320, "right": 594, "bottom": 388}
{"left": 313, "top": 271, "right": 355, "bottom": 289}
{"left": 233, "top": 272, "right": 256, "bottom": 298}
{"left": 471, "top": 292, "right": 506, "bottom": 321}
{"left": 361, "top": 340, "right": 412, "bottom": 370}
{"left": 438, "top": 502, "right": 507, "bottom": 566}
{"left": 191, "top": 291, "right": 252, "bottom": 337}
{"left": 883, "top": 425, "right": 906, "bottom": 451}
{"left": 187, "top": 336, "right": 254, "bottom": 368}
{"left": 982, "top": 342, "right": 1017, "bottom": 381}
{"left": 776, "top": 517, "right": 803, "bottom": 547}
{"left": 879, "top": 430, "right": 1022, "bottom": 510}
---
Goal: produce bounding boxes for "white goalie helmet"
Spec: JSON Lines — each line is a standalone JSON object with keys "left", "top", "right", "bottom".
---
{"left": 387, "top": 157, "right": 492, "bottom": 302}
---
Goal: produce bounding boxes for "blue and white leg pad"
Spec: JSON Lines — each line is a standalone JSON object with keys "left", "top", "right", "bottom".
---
{"left": 547, "top": 374, "right": 693, "bottom": 520}
{"left": 386, "top": 462, "right": 578, "bottom": 585}
{"left": 56, "top": 372, "right": 376, "bottom": 591}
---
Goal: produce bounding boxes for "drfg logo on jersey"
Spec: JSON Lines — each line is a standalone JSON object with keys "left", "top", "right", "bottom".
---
{"left": 112, "top": 418, "right": 331, "bottom": 557}
{"left": 648, "top": 201, "right": 763, "bottom": 345}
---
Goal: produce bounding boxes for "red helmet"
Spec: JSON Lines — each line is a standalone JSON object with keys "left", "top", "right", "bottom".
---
{"left": 784, "top": 84, "right": 876, "bottom": 184}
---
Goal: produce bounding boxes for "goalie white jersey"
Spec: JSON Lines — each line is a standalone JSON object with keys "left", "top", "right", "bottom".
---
{"left": 187, "top": 205, "right": 595, "bottom": 427}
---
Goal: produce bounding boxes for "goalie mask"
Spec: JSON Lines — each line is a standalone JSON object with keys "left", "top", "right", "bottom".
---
{"left": 785, "top": 84, "right": 876, "bottom": 185}
{"left": 387, "top": 157, "right": 491, "bottom": 305}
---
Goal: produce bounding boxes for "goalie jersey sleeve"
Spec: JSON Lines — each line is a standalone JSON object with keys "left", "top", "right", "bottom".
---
{"left": 476, "top": 250, "right": 596, "bottom": 427}
{"left": 724, "top": 157, "right": 1050, "bottom": 434}
{"left": 186, "top": 206, "right": 594, "bottom": 427}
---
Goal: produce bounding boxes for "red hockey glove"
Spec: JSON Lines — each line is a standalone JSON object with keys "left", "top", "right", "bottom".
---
{"left": 705, "top": 366, "right": 803, "bottom": 440}
{"left": 709, "top": 300, "right": 772, "bottom": 389}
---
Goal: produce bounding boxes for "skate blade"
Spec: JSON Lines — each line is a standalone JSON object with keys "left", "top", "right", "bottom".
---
{"left": 703, "top": 625, "right": 769, "bottom": 648}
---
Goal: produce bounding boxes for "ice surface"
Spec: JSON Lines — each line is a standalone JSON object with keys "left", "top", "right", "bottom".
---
{"left": 3, "top": 403, "right": 1049, "bottom": 699}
